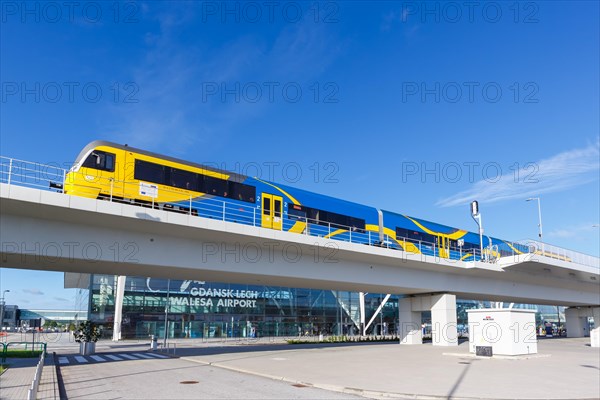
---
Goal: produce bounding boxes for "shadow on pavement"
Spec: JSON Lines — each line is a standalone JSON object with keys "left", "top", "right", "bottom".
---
{"left": 172, "top": 340, "right": 399, "bottom": 358}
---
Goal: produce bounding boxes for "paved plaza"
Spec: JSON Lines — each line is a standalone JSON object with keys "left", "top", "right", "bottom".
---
{"left": 1, "top": 333, "right": 599, "bottom": 399}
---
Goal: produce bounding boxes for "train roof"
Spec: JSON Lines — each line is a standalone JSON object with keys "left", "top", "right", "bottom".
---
{"left": 76, "top": 140, "right": 247, "bottom": 183}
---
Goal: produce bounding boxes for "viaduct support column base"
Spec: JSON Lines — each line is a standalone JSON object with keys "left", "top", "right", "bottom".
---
{"left": 398, "top": 297, "right": 422, "bottom": 345}
{"left": 430, "top": 294, "right": 458, "bottom": 347}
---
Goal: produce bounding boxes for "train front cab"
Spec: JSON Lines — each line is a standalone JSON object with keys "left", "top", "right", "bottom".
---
{"left": 64, "top": 144, "right": 121, "bottom": 199}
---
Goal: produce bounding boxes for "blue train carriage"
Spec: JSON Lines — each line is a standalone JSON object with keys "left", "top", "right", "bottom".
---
{"left": 249, "top": 177, "right": 381, "bottom": 245}
{"left": 380, "top": 211, "right": 523, "bottom": 262}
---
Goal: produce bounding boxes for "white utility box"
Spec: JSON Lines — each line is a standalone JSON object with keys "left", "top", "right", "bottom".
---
{"left": 467, "top": 308, "right": 537, "bottom": 356}
{"left": 591, "top": 327, "right": 600, "bottom": 348}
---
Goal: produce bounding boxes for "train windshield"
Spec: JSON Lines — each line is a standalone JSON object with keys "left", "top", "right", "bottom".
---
{"left": 82, "top": 150, "right": 115, "bottom": 172}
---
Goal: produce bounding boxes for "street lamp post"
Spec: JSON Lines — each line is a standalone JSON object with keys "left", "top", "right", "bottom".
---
{"left": 470, "top": 201, "right": 485, "bottom": 262}
{"left": 0, "top": 290, "right": 10, "bottom": 330}
{"left": 526, "top": 197, "right": 544, "bottom": 253}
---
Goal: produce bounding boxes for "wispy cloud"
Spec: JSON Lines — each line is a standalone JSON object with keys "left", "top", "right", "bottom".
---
{"left": 437, "top": 141, "right": 600, "bottom": 207}
{"left": 547, "top": 223, "right": 599, "bottom": 239}
{"left": 23, "top": 288, "right": 44, "bottom": 295}
{"left": 105, "top": 5, "right": 343, "bottom": 157}
{"left": 53, "top": 297, "right": 69, "bottom": 302}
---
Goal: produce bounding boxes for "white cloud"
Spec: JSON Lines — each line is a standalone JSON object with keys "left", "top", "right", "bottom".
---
{"left": 436, "top": 141, "right": 600, "bottom": 207}
{"left": 547, "top": 223, "right": 599, "bottom": 239}
{"left": 22, "top": 288, "right": 44, "bottom": 295}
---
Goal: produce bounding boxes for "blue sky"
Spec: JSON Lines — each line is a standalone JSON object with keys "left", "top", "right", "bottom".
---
{"left": 1, "top": 1, "right": 599, "bottom": 309}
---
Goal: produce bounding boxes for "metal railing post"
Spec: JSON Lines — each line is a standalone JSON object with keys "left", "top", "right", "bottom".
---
{"left": 189, "top": 195, "right": 192, "bottom": 215}
{"left": 222, "top": 202, "right": 226, "bottom": 221}
{"left": 253, "top": 208, "right": 256, "bottom": 226}
{"left": 7, "top": 158, "right": 13, "bottom": 185}
{"left": 109, "top": 178, "right": 114, "bottom": 201}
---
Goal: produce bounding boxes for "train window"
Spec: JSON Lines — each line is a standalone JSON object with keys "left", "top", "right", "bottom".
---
{"left": 229, "top": 182, "right": 256, "bottom": 203}
{"left": 204, "top": 175, "right": 228, "bottom": 197}
{"left": 82, "top": 150, "right": 115, "bottom": 172}
{"left": 263, "top": 197, "right": 270, "bottom": 215}
{"left": 134, "top": 159, "right": 167, "bottom": 184}
{"left": 170, "top": 168, "right": 197, "bottom": 191}
{"left": 302, "top": 206, "right": 365, "bottom": 231}
{"left": 396, "top": 227, "right": 435, "bottom": 243}
{"left": 288, "top": 205, "right": 307, "bottom": 221}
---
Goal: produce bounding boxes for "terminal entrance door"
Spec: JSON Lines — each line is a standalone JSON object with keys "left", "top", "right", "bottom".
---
{"left": 262, "top": 193, "right": 283, "bottom": 230}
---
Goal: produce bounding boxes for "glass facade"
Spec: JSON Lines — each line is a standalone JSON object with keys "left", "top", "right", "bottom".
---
{"left": 87, "top": 274, "right": 568, "bottom": 340}
{"left": 89, "top": 275, "right": 401, "bottom": 339}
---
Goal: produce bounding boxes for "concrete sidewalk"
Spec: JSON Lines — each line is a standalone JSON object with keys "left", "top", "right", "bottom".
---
{"left": 6, "top": 336, "right": 598, "bottom": 399}
{"left": 0, "top": 355, "right": 58, "bottom": 400}
{"left": 0, "top": 358, "right": 39, "bottom": 400}
{"left": 173, "top": 338, "right": 600, "bottom": 399}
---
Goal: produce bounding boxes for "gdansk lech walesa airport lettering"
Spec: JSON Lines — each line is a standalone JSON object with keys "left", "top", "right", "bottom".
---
{"left": 169, "top": 287, "right": 260, "bottom": 308}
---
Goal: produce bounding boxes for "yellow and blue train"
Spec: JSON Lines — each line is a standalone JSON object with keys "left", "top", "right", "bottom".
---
{"left": 63, "top": 141, "right": 531, "bottom": 262}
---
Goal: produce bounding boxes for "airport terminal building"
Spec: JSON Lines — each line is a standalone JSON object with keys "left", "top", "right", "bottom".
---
{"left": 68, "top": 273, "right": 564, "bottom": 340}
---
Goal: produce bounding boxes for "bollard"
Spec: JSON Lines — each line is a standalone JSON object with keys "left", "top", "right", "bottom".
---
{"left": 150, "top": 335, "right": 158, "bottom": 351}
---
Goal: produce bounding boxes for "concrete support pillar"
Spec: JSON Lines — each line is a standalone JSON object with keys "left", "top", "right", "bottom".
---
{"left": 430, "top": 294, "right": 458, "bottom": 346}
{"left": 398, "top": 297, "right": 422, "bottom": 344}
{"left": 565, "top": 307, "right": 586, "bottom": 338}
{"left": 359, "top": 292, "right": 366, "bottom": 336}
{"left": 112, "top": 275, "right": 126, "bottom": 341}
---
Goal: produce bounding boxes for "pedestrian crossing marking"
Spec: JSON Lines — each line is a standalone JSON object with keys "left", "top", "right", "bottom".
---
{"left": 146, "top": 353, "right": 168, "bottom": 358}
{"left": 60, "top": 352, "right": 169, "bottom": 364}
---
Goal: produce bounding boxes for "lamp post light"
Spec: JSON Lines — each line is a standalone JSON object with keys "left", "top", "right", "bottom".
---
{"left": 526, "top": 197, "right": 544, "bottom": 253}
{"left": 0, "top": 290, "right": 10, "bottom": 330}
{"left": 470, "top": 201, "right": 485, "bottom": 262}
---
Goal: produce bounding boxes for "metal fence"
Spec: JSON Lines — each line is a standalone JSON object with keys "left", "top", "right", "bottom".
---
{"left": 2, "top": 156, "right": 598, "bottom": 268}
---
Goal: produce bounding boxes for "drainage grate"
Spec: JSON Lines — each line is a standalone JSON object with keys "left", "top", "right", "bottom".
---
{"left": 180, "top": 381, "right": 199, "bottom": 384}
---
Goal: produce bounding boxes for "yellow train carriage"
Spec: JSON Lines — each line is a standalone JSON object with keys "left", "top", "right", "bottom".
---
{"left": 64, "top": 141, "right": 231, "bottom": 206}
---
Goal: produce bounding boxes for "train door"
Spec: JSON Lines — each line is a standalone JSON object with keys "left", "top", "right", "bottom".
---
{"left": 437, "top": 236, "right": 449, "bottom": 258}
{"left": 261, "top": 193, "right": 283, "bottom": 230}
